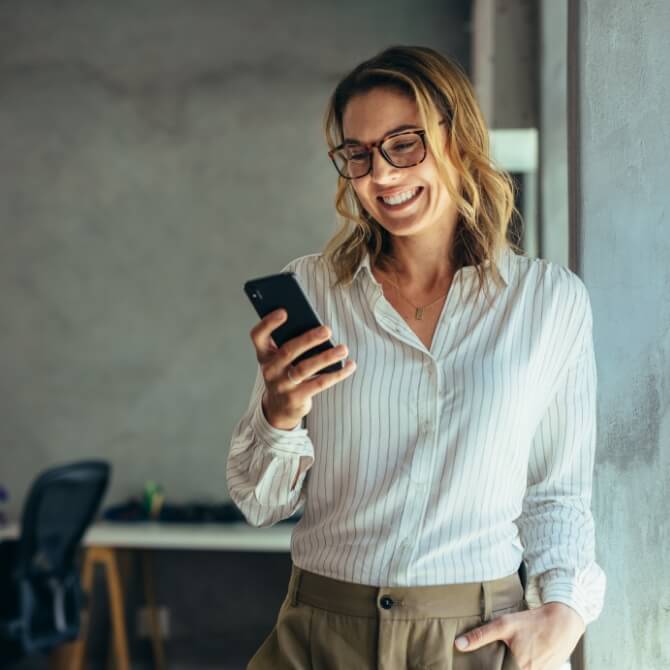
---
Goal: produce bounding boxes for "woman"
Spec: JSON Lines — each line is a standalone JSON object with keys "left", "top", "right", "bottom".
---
{"left": 227, "top": 46, "right": 605, "bottom": 670}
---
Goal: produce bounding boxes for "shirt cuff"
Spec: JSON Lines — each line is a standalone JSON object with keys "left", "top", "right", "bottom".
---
{"left": 250, "top": 400, "right": 313, "bottom": 457}
{"left": 524, "top": 565, "right": 606, "bottom": 627}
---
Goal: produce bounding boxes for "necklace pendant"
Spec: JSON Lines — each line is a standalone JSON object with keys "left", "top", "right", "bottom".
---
{"left": 415, "top": 307, "right": 424, "bottom": 320}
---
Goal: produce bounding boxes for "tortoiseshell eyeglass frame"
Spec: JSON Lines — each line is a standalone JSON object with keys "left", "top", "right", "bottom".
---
{"left": 328, "top": 119, "right": 447, "bottom": 180}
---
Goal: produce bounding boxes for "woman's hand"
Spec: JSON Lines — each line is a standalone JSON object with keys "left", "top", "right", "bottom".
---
{"left": 454, "top": 602, "right": 585, "bottom": 670}
{"left": 250, "top": 308, "right": 356, "bottom": 431}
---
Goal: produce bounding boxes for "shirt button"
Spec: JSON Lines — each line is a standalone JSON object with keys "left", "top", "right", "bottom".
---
{"left": 380, "top": 595, "right": 394, "bottom": 610}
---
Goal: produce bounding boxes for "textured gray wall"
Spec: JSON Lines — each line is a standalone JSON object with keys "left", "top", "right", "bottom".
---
{"left": 572, "top": 1, "right": 670, "bottom": 667}
{"left": 539, "top": 0, "right": 568, "bottom": 266}
{"left": 0, "top": 1, "right": 470, "bottom": 519}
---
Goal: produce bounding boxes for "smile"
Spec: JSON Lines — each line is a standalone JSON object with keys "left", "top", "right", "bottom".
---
{"left": 377, "top": 186, "right": 423, "bottom": 209}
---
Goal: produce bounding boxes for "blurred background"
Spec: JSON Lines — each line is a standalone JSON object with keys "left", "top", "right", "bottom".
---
{"left": 1, "top": 1, "right": 668, "bottom": 669}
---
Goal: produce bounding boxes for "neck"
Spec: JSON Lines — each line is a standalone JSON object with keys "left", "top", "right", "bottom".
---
{"left": 383, "top": 229, "right": 457, "bottom": 293}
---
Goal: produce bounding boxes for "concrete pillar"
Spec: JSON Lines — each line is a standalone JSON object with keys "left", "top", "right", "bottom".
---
{"left": 568, "top": 1, "right": 670, "bottom": 667}
{"left": 539, "top": 0, "right": 568, "bottom": 266}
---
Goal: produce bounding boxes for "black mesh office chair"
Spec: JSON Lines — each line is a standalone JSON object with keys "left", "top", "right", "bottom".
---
{"left": 0, "top": 460, "right": 110, "bottom": 665}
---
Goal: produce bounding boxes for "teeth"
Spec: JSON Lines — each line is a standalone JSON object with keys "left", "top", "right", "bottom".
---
{"left": 381, "top": 187, "right": 420, "bottom": 206}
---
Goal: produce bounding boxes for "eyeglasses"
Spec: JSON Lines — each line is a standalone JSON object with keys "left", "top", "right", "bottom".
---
{"left": 328, "top": 120, "right": 445, "bottom": 180}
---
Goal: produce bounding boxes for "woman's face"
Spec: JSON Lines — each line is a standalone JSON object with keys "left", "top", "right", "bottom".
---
{"left": 341, "top": 87, "right": 459, "bottom": 242}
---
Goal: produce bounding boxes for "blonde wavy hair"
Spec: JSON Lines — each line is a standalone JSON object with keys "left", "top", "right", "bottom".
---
{"left": 322, "top": 45, "right": 523, "bottom": 302}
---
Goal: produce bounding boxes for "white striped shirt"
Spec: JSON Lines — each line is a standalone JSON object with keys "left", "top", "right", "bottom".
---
{"left": 227, "top": 245, "right": 606, "bottom": 626}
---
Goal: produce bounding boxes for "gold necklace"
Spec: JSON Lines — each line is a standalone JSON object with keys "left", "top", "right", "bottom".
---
{"left": 383, "top": 271, "right": 451, "bottom": 320}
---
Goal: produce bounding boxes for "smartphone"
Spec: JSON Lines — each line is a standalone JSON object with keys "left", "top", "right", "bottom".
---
{"left": 244, "top": 272, "right": 343, "bottom": 374}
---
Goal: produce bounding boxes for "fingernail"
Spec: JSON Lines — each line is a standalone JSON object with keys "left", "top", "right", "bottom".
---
{"left": 455, "top": 636, "right": 468, "bottom": 650}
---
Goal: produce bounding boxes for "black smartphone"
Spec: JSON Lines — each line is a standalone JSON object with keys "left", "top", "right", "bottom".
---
{"left": 243, "top": 272, "right": 343, "bottom": 374}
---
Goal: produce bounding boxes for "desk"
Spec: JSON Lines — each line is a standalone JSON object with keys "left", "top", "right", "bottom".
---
{"left": 0, "top": 521, "right": 294, "bottom": 669}
{"left": 0, "top": 520, "right": 294, "bottom": 551}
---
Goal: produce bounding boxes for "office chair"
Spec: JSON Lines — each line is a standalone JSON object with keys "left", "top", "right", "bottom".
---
{"left": 0, "top": 460, "right": 110, "bottom": 665}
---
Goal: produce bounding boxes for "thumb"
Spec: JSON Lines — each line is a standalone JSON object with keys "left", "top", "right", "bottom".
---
{"left": 454, "top": 618, "right": 506, "bottom": 652}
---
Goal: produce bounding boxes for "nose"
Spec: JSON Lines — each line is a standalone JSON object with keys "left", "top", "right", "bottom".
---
{"left": 369, "top": 146, "right": 400, "bottom": 183}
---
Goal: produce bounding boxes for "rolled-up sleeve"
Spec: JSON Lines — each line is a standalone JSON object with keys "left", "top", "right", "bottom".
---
{"left": 226, "top": 365, "right": 315, "bottom": 527}
{"left": 517, "top": 281, "right": 606, "bottom": 626}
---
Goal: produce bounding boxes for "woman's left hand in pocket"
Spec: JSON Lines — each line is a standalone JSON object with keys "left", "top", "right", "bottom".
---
{"left": 453, "top": 602, "right": 586, "bottom": 670}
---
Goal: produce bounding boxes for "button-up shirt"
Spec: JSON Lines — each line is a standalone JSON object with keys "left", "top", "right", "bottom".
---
{"left": 226, "top": 246, "right": 606, "bottom": 626}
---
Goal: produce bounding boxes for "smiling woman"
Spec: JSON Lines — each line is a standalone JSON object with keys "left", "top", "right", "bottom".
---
{"left": 227, "top": 45, "right": 605, "bottom": 670}
{"left": 322, "top": 46, "right": 518, "bottom": 305}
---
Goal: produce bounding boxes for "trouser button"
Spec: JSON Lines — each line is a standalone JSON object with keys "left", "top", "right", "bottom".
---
{"left": 380, "top": 595, "right": 394, "bottom": 610}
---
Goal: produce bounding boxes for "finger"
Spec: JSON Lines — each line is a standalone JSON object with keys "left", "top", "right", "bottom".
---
{"left": 288, "top": 344, "right": 349, "bottom": 383}
{"left": 275, "top": 345, "right": 347, "bottom": 391}
{"left": 265, "top": 325, "right": 332, "bottom": 380}
{"left": 299, "top": 359, "right": 357, "bottom": 396}
{"left": 250, "top": 309, "right": 287, "bottom": 361}
{"left": 454, "top": 618, "right": 510, "bottom": 652}
{"left": 276, "top": 363, "right": 303, "bottom": 391}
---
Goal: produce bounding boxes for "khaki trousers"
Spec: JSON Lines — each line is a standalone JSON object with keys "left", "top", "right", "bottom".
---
{"left": 248, "top": 564, "right": 527, "bottom": 670}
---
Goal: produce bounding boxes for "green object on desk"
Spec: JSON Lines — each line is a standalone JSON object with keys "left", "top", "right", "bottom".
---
{"left": 143, "top": 481, "right": 164, "bottom": 520}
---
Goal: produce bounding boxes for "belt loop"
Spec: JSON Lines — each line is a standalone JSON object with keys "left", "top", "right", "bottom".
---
{"left": 290, "top": 565, "right": 303, "bottom": 607}
{"left": 480, "top": 581, "right": 493, "bottom": 623}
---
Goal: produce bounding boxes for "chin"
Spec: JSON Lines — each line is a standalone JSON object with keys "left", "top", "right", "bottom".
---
{"left": 377, "top": 215, "right": 430, "bottom": 238}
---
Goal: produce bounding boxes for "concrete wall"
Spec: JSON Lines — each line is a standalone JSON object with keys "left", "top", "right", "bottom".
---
{"left": 0, "top": 2, "right": 471, "bottom": 666}
{"left": 0, "top": 0, "right": 470, "bottom": 520}
{"left": 570, "top": 1, "right": 670, "bottom": 667}
{"left": 539, "top": 0, "right": 568, "bottom": 266}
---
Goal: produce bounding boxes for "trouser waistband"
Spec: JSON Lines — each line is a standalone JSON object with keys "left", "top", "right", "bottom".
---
{"left": 287, "top": 564, "right": 524, "bottom": 621}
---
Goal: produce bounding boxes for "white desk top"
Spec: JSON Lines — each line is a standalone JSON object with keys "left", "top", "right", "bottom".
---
{"left": 0, "top": 521, "right": 293, "bottom": 552}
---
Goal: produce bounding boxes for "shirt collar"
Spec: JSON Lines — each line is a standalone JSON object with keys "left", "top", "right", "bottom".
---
{"left": 353, "top": 245, "right": 512, "bottom": 287}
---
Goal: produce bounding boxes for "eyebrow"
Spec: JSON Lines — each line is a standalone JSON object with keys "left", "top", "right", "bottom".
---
{"left": 342, "top": 123, "right": 420, "bottom": 145}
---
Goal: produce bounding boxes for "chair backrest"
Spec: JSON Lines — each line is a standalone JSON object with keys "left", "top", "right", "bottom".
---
{"left": 16, "top": 461, "right": 110, "bottom": 581}
{"left": 8, "top": 461, "right": 110, "bottom": 655}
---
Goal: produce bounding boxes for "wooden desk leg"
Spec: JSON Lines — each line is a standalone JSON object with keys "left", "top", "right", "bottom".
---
{"left": 142, "top": 549, "right": 167, "bottom": 670}
{"left": 55, "top": 546, "right": 98, "bottom": 670}
{"left": 98, "top": 547, "right": 131, "bottom": 670}
{"left": 60, "top": 547, "right": 131, "bottom": 670}
{"left": 106, "top": 549, "right": 133, "bottom": 670}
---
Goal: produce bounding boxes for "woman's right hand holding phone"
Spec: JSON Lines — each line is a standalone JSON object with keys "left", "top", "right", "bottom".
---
{"left": 250, "top": 308, "right": 356, "bottom": 431}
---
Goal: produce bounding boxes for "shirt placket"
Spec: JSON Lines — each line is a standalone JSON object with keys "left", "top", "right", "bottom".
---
{"left": 372, "top": 300, "right": 443, "bottom": 583}
{"left": 364, "top": 273, "right": 453, "bottom": 583}
{"left": 394, "top": 355, "right": 441, "bottom": 582}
